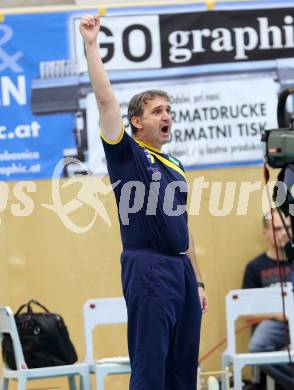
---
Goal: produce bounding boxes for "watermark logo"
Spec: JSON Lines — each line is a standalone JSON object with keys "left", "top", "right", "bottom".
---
{"left": 42, "top": 157, "right": 119, "bottom": 233}
{"left": 1, "top": 157, "right": 293, "bottom": 234}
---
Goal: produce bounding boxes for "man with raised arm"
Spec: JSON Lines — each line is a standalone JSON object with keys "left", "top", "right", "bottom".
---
{"left": 79, "top": 14, "right": 208, "bottom": 390}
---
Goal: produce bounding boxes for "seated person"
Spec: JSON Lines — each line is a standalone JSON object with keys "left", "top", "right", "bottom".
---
{"left": 242, "top": 209, "right": 294, "bottom": 390}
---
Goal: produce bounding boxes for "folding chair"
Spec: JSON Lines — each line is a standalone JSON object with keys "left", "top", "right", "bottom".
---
{"left": 83, "top": 297, "right": 131, "bottom": 390}
{"left": 0, "top": 306, "right": 91, "bottom": 390}
{"left": 221, "top": 285, "right": 294, "bottom": 389}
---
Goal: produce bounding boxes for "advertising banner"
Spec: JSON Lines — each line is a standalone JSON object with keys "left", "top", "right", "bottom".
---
{"left": 1, "top": 3, "right": 294, "bottom": 181}
{"left": 159, "top": 8, "right": 294, "bottom": 67}
{"left": 86, "top": 76, "right": 279, "bottom": 176}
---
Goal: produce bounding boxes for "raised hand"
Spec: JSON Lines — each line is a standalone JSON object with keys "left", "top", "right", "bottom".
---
{"left": 79, "top": 14, "right": 100, "bottom": 45}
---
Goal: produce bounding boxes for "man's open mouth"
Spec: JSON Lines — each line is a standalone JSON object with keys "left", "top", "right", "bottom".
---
{"left": 161, "top": 126, "right": 169, "bottom": 134}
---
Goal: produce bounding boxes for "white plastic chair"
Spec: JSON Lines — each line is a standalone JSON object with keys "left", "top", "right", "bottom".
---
{"left": 221, "top": 285, "right": 294, "bottom": 389}
{"left": 0, "top": 306, "right": 91, "bottom": 390}
{"left": 83, "top": 297, "right": 131, "bottom": 390}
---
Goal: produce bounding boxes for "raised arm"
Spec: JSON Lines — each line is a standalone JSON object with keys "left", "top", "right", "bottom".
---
{"left": 79, "top": 14, "right": 122, "bottom": 141}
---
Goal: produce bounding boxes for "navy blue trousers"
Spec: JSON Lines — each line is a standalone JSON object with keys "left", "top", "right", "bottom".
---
{"left": 121, "top": 249, "right": 202, "bottom": 390}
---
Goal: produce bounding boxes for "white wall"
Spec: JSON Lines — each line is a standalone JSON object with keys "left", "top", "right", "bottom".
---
{"left": 0, "top": 0, "right": 204, "bottom": 8}
{"left": 75, "top": 0, "right": 198, "bottom": 4}
{"left": 0, "top": 0, "right": 73, "bottom": 7}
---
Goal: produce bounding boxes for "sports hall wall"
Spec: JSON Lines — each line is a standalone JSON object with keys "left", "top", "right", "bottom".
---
{"left": 0, "top": 0, "right": 292, "bottom": 388}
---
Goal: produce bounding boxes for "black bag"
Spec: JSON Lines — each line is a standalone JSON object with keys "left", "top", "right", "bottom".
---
{"left": 2, "top": 299, "right": 78, "bottom": 369}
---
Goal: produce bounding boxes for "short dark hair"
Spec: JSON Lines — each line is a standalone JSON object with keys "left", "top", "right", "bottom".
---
{"left": 127, "top": 90, "right": 171, "bottom": 134}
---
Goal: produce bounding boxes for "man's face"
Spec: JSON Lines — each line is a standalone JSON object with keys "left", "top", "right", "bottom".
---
{"left": 263, "top": 212, "right": 291, "bottom": 249}
{"left": 132, "top": 96, "right": 172, "bottom": 149}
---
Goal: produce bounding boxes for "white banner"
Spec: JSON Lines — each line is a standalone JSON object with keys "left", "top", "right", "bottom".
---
{"left": 86, "top": 75, "right": 279, "bottom": 175}
{"left": 73, "top": 15, "right": 161, "bottom": 73}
